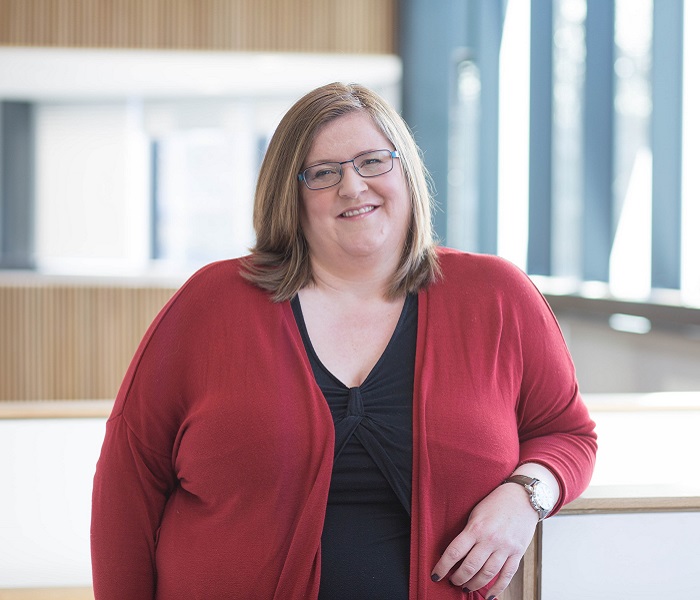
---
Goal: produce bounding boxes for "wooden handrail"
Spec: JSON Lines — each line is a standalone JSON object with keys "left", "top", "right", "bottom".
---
{"left": 0, "top": 589, "right": 93, "bottom": 600}
{"left": 0, "top": 399, "right": 113, "bottom": 419}
{"left": 561, "top": 484, "right": 700, "bottom": 515}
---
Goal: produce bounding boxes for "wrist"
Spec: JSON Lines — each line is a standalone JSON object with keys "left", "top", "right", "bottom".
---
{"left": 503, "top": 475, "right": 555, "bottom": 521}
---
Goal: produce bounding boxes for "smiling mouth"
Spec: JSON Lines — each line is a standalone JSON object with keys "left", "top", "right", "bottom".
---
{"left": 340, "top": 205, "right": 377, "bottom": 218}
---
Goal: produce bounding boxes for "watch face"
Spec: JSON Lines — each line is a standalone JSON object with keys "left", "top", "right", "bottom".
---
{"left": 532, "top": 481, "right": 555, "bottom": 511}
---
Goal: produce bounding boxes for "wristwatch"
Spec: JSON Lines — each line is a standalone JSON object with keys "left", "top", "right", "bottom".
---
{"left": 504, "top": 475, "right": 555, "bottom": 521}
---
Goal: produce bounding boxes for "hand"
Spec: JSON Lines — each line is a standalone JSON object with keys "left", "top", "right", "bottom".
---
{"left": 430, "top": 481, "right": 538, "bottom": 598}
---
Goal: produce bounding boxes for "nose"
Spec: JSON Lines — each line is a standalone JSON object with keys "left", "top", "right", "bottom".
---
{"left": 337, "top": 164, "right": 368, "bottom": 198}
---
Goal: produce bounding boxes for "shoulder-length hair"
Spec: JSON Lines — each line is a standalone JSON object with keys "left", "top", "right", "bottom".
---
{"left": 242, "top": 82, "right": 440, "bottom": 302}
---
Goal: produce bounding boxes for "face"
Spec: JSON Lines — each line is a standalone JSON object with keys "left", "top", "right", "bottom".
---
{"left": 298, "top": 111, "right": 412, "bottom": 271}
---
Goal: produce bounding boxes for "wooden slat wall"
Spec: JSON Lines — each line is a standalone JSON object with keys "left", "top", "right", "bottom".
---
{"left": 0, "top": 282, "right": 176, "bottom": 401}
{"left": 0, "top": 0, "right": 397, "bottom": 54}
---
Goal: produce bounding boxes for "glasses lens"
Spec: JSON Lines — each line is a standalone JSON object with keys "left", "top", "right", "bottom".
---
{"left": 354, "top": 150, "right": 395, "bottom": 177}
{"left": 303, "top": 163, "right": 342, "bottom": 189}
{"left": 300, "top": 150, "right": 396, "bottom": 189}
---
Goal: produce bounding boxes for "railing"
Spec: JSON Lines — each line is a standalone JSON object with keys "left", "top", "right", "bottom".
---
{"left": 0, "top": 589, "right": 93, "bottom": 600}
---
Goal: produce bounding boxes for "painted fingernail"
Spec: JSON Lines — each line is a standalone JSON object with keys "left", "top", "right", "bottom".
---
{"left": 430, "top": 573, "right": 440, "bottom": 582}
{"left": 487, "top": 596, "right": 497, "bottom": 600}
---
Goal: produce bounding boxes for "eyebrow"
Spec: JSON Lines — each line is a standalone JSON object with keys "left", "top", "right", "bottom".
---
{"left": 302, "top": 148, "right": 383, "bottom": 169}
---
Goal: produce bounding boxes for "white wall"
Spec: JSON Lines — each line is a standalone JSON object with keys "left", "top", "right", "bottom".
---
{"left": 0, "top": 418, "right": 105, "bottom": 588}
{"left": 540, "top": 398, "right": 700, "bottom": 598}
{"left": 542, "top": 512, "right": 700, "bottom": 598}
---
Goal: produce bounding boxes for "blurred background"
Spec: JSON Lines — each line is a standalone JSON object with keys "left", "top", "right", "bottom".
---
{"left": 0, "top": 0, "right": 698, "bottom": 598}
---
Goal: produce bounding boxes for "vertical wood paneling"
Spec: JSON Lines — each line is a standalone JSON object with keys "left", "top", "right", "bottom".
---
{"left": 0, "top": 282, "right": 176, "bottom": 401}
{"left": 0, "top": 0, "right": 397, "bottom": 54}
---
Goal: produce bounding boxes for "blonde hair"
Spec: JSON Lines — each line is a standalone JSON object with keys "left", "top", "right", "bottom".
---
{"left": 242, "top": 82, "right": 440, "bottom": 301}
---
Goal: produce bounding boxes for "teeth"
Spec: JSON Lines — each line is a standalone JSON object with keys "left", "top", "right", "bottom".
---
{"left": 341, "top": 206, "right": 375, "bottom": 218}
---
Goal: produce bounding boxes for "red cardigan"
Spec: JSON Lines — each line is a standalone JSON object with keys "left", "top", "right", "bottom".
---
{"left": 91, "top": 248, "right": 596, "bottom": 600}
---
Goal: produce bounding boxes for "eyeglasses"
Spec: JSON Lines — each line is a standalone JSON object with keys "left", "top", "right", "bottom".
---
{"left": 297, "top": 149, "right": 400, "bottom": 190}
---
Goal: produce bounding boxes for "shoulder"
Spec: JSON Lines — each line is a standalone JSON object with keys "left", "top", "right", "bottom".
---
{"left": 171, "top": 256, "right": 272, "bottom": 308}
{"left": 144, "top": 257, "right": 279, "bottom": 341}
{"left": 437, "top": 246, "right": 518, "bottom": 272}
{"left": 430, "top": 247, "right": 554, "bottom": 325}
{"left": 430, "top": 248, "right": 565, "bottom": 344}
{"left": 435, "top": 247, "right": 535, "bottom": 296}
{"left": 110, "top": 257, "right": 275, "bottom": 408}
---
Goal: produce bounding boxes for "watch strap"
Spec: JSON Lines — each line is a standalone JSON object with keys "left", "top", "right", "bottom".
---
{"left": 505, "top": 474, "right": 537, "bottom": 488}
{"left": 503, "top": 475, "right": 552, "bottom": 521}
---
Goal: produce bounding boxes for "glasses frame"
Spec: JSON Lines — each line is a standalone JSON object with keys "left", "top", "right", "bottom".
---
{"left": 297, "top": 149, "right": 400, "bottom": 190}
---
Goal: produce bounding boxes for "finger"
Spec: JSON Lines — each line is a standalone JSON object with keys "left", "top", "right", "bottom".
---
{"left": 477, "top": 554, "right": 521, "bottom": 599}
{"left": 457, "top": 550, "right": 507, "bottom": 591}
{"left": 448, "top": 544, "right": 495, "bottom": 587}
{"left": 430, "top": 532, "right": 476, "bottom": 581}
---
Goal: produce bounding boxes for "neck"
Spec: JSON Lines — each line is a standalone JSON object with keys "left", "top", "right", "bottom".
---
{"left": 306, "top": 252, "right": 398, "bottom": 301}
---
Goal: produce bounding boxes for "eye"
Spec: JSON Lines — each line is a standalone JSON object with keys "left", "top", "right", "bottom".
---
{"left": 309, "top": 164, "right": 340, "bottom": 180}
{"left": 356, "top": 151, "right": 392, "bottom": 175}
{"left": 314, "top": 168, "right": 337, "bottom": 177}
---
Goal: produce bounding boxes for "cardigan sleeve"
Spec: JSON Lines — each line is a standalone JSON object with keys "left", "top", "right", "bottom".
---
{"left": 504, "top": 263, "right": 597, "bottom": 513}
{"left": 91, "top": 415, "right": 176, "bottom": 599}
{"left": 91, "top": 281, "right": 189, "bottom": 600}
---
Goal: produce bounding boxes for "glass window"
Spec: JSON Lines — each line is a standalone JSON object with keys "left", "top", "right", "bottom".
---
{"left": 682, "top": 0, "right": 700, "bottom": 306}
{"left": 24, "top": 51, "right": 400, "bottom": 277}
{"left": 497, "top": 0, "right": 531, "bottom": 269}
{"left": 551, "top": 0, "right": 587, "bottom": 280}
{"left": 609, "top": 0, "right": 653, "bottom": 299}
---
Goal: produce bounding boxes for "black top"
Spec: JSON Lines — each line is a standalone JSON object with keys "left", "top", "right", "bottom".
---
{"left": 291, "top": 294, "right": 417, "bottom": 600}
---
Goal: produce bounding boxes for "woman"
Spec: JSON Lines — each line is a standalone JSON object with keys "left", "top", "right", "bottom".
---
{"left": 91, "top": 82, "right": 596, "bottom": 600}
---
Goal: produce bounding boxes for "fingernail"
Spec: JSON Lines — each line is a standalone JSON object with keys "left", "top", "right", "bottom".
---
{"left": 462, "top": 586, "right": 471, "bottom": 593}
{"left": 430, "top": 573, "right": 440, "bottom": 582}
{"left": 487, "top": 596, "right": 497, "bottom": 600}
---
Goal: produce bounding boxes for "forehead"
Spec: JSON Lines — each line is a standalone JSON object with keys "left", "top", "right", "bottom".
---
{"left": 305, "top": 111, "right": 391, "bottom": 163}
